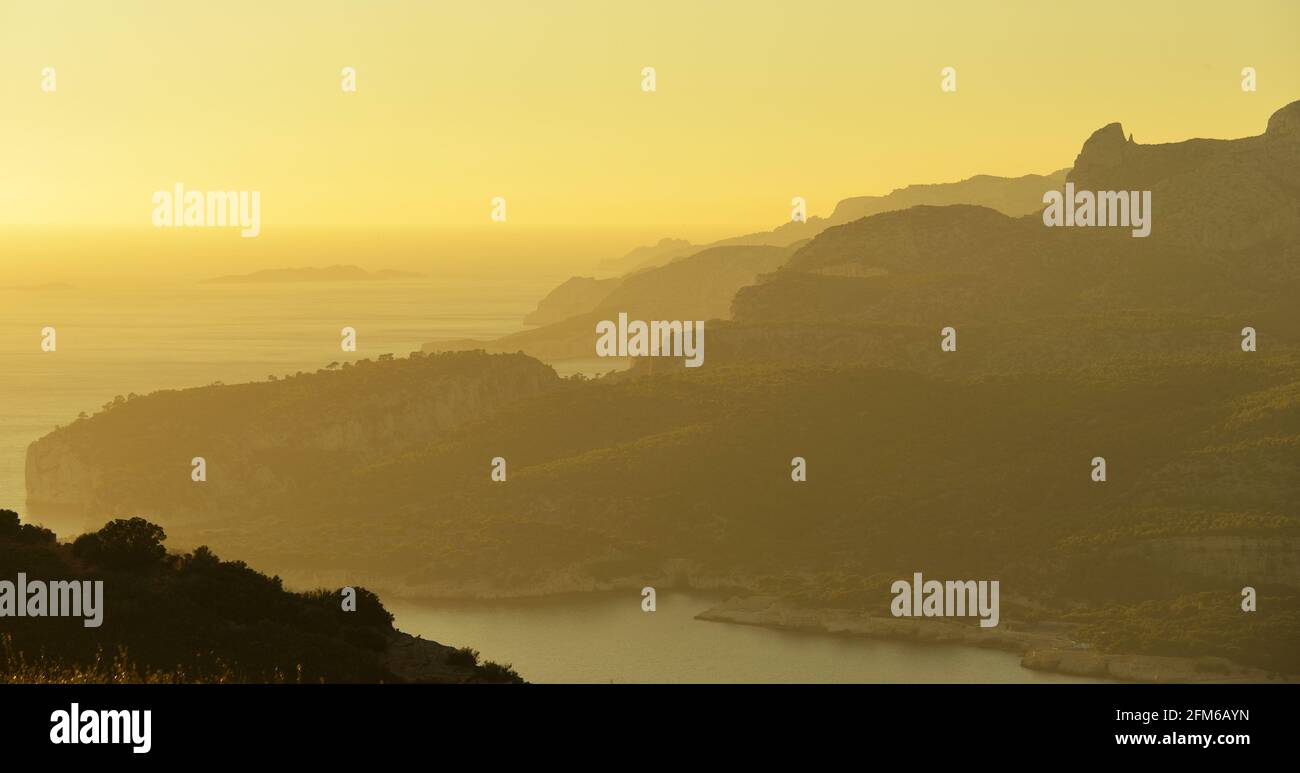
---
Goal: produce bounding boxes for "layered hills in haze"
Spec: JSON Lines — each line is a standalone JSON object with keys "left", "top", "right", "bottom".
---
{"left": 23, "top": 102, "right": 1300, "bottom": 678}
{"left": 597, "top": 169, "right": 1068, "bottom": 275}
{"left": 526, "top": 169, "right": 1070, "bottom": 336}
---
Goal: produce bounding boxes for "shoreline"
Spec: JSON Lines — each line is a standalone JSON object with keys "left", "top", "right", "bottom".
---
{"left": 381, "top": 584, "right": 1296, "bottom": 684}
{"left": 28, "top": 520, "right": 1297, "bottom": 685}
{"left": 693, "top": 595, "right": 1295, "bottom": 684}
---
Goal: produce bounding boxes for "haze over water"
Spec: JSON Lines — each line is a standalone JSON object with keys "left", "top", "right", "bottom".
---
{"left": 3, "top": 0, "right": 1296, "bottom": 695}
{"left": 4, "top": 225, "right": 724, "bottom": 535}
{"left": 3, "top": 259, "right": 1106, "bottom": 685}
{"left": 0, "top": 267, "right": 568, "bottom": 536}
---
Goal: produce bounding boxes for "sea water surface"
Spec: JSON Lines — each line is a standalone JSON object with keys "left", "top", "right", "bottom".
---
{"left": 388, "top": 591, "right": 1105, "bottom": 684}
{"left": 2, "top": 272, "right": 1101, "bottom": 684}
{"left": 0, "top": 275, "right": 562, "bottom": 536}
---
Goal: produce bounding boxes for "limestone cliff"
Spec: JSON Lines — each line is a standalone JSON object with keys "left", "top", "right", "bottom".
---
{"left": 25, "top": 350, "right": 560, "bottom": 524}
{"left": 1067, "top": 100, "right": 1300, "bottom": 249}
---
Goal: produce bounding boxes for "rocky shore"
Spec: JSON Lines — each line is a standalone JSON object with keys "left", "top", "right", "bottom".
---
{"left": 696, "top": 595, "right": 1295, "bottom": 683}
{"left": 384, "top": 631, "right": 524, "bottom": 684}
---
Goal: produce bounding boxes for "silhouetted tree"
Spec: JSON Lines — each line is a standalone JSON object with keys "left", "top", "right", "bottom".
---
{"left": 72, "top": 517, "right": 167, "bottom": 569}
{"left": 0, "top": 509, "right": 55, "bottom": 545}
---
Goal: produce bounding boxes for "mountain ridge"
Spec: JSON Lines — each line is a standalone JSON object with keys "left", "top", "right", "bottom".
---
{"left": 20, "top": 101, "right": 1300, "bottom": 677}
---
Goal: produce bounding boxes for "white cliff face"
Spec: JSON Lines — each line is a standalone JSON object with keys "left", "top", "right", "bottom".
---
{"left": 24, "top": 351, "right": 560, "bottom": 523}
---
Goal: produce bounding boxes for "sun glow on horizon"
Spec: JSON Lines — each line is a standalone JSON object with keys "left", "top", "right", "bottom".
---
{"left": 1, "top": 0, "right": 1296, "bottom": 246}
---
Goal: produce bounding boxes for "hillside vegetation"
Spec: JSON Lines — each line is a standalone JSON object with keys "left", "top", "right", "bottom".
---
{"left": 0, "top": 509, "right": 522, "bottom": 683}
{"left": 24, "top": 102, "right": 1300, "bottom": 676}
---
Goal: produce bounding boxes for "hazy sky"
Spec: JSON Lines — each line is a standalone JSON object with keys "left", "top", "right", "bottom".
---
{"left": 1, "top": 0, "right": 1296, "bottom": 231}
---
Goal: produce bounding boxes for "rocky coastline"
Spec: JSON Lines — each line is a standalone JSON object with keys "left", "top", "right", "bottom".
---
{"left": 694, "top": 595, "right": 1295, "bottom": 684}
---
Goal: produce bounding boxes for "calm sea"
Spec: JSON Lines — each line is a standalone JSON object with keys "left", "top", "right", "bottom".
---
{"left": 0, "top": 275, "right": 1100, "bottom": 684}
{"left": 388, "top": 591, "right": 1105, "bottom": 684}
{"left": 0, "top": 275, "right": 564, "bottom": 534}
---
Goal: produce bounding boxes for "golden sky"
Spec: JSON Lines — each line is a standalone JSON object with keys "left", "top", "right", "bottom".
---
{"left": 1, "top": 0, "right": 1296, "bottom": 231}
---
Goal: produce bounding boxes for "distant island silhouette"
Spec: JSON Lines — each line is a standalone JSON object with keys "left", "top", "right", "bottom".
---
{"left": 202, "top": 265, "right": 421, "bottom": 284}
{"left": 23, "top": 100, "right": 1300, "bottom": 684}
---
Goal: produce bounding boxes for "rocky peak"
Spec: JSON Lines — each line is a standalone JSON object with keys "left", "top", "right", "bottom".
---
{"left": 1070, "top": 122, "right": 1130, "bottom": 177}
{"left": 1266, "top": 100, "right": 1300, "bottom": 137}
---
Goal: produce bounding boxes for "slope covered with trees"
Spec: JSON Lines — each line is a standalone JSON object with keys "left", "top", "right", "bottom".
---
{"left": 0, "top": 509, "right": 522, "bottom": 683}
{"left": 22, "top": 103, "right": 1300, "bottom": 678}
